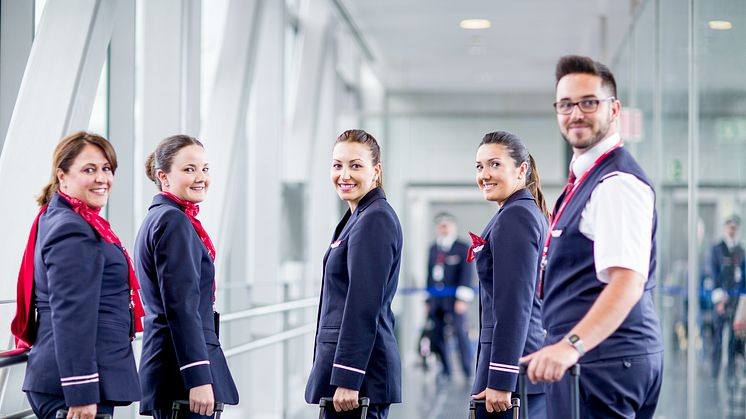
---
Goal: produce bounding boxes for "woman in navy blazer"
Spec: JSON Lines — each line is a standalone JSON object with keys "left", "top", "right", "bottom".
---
{"left": 135, "top": 135, "right": 238, "bottom": 418}
{"left": 14, "top": 132, "right": 141, "bottom": 419}
{"left": 305, "top": 130, "right": 402, "bottom": 419}
{"left": 470, "top": 131, "right": 550, "bottom": 418}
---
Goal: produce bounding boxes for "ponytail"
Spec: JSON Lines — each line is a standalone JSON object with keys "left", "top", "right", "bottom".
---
{"left": 526, "top": 154, "right": 550, "bottom": 218}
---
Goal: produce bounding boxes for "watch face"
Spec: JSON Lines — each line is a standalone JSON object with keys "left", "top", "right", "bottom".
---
{"left": 568, "top": 334, "right": 580, "bottom": 344}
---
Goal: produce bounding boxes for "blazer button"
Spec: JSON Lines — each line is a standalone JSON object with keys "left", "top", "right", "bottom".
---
{"left": 623, "top": 360, "right": 632, "bottom": 368}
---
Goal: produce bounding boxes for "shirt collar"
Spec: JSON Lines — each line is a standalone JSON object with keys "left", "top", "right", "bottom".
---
{"left": 571, "top": 133, "right": 622, "bottom": 182}
{"left": 437, "top": 233, "right": 458, "bottom": 251}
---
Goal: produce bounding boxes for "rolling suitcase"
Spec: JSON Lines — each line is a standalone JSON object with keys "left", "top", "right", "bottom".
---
{"left": 518, "top": 363, "right": 581, "bottom": 419}
{"left": 469, "top": 397, "right": 521, "bottom": 419}
{"left": 318, "top": 397, "right": 370, "bottom": 419}
{"left": 55, "top": 410, "right": 112, "bottom": 419}
{"left": 171, "top": 400, "right": 224, "bottom": 419}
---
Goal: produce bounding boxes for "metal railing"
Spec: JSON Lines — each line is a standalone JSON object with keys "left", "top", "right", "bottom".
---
{"left": 0, "top": 296, "right": 318, "bottom": 419}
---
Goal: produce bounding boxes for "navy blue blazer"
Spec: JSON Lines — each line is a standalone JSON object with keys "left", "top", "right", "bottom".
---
{"left": 135, "top": 194, "right": 238, "bottom": 414}
{"left": 471, "top": 189, "right": 547, "bottom": 395}
{"left": 426, "top": 239, "right": 472, "bottom": 311}
{"left": 22, "top": 193, "right": 140, "bottom": 406}
{"left": 305, "top": 188, "right": 402, "bottom": 405}
{"left": 711, "top": 240, "right": 746, "bottom": 314}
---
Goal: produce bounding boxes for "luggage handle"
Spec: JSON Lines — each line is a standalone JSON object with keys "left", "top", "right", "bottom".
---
{"left": 171, "top": 400, "right": 224, "bottom": 419}
{"left": 318, "top": 397, "right": 370, "bottom": 419}
{"left": 55, "top": 410, "right": 112, "bottom": 419}
{"left": 518, "top": 363, "right": 581, "bottom": 419}
{"left": 469, "top": 397, "right": 521, "bottom": 419}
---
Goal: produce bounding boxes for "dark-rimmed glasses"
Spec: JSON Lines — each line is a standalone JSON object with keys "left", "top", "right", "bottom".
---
{"left": 553, "top": 97, "right": 615, "bottom": 115}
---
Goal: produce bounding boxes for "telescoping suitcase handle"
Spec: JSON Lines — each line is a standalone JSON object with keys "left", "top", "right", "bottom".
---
{"left": 171, "top": 400, "right": 225, "bottom": 419}
{"left": 55, "top": 410, "right": 112, "bottom": 419}
{"left": 518, "top": 363, "right": 581, "bottom": 419}
{"left": 469, "top": 397, "right": 521, "bottom": 419}
{"left": 318, "top": 397, "right": 370, "bottom": 419}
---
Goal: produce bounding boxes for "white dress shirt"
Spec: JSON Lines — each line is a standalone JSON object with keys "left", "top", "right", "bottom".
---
{"left": 571, "top": 133, "right": 655, "bottom": 283}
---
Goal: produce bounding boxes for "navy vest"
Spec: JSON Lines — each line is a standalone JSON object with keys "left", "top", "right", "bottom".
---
{"left": 542, "top": 147, "right": 663, "bottom": 362}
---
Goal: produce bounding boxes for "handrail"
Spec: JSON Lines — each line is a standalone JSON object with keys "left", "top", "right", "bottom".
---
{"left": 1, "top": 408, "right": 34, "bottom": 419}
{"left": 0, "top": 300, "right": 15, "bottom": 305}
{"left": 223, "top": 323, "right": 315, "bottom": 358}
{"left": 0, "top": 351, "right": 28, "bottom": 369}
{"left": 219, "top": 298, "right": 317, "bottom": 323}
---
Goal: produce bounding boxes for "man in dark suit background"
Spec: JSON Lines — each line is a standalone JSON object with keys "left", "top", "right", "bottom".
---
{"left": 709, "top": 214, "right": 746, "bottom": 381}
{"left": 426, "top": 213, "right": 474, "bottom": 381}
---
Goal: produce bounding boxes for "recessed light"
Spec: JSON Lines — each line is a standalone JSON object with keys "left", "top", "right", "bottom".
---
{"left": 708, "top": 20, "right": 732, "bottom": 30}
{"left": 460, "top": 19, "right": 491, "bottom": 30}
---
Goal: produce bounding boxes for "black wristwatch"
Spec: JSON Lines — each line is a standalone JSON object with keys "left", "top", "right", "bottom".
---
{"left": 564, "top": 333, "right": 586, "bottom": 356}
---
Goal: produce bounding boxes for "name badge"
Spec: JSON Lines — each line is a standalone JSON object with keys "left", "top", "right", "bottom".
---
{"left": 446, "top": 255, "right": 461, "bottom": 265}
{"left": 330, "top": 240, "right": 343, "bottom": 248}
{"left": 551, "top": 230, "right": 563, "bottom": 238}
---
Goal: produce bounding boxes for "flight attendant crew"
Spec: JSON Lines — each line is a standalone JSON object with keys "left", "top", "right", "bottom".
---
{"left": 135, "top": 135, "right": 238, "bottom": 418}
{"left": 305, "top": 129, "right": 402, "bottom": 419}
{"left": 11, "top": 131, "right": 143, "bottom": 419}
{"left": 470, "top": 131, "right": 549, "bottom": 418}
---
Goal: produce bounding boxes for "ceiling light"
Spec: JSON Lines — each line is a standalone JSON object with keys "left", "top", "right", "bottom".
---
{"left": 708, "top": 20, "right": 732, "bottom": 30}
{"left": 460, "top": 19, "right": 491, "bottom": 30}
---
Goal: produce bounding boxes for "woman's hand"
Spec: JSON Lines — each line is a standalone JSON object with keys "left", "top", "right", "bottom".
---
{"left": 67, "top": 404, "right": 97, "bottom": 419}
{"left": 472, "top": 388, "right": 513, "bottom": 413}
{"left": 333, "top": 386, "right": 360, "bottom": 412}
{"left": 189, "top": 384, "right": 215, "bottom": 416}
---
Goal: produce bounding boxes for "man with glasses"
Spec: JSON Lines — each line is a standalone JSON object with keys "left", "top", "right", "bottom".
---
{"left": 520, "top": 55, "right": 663, "bottom": 419}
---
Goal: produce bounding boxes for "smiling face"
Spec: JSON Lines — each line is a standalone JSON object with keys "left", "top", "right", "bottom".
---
{"left": 475, "top": 143, "right": 527, "bottom": 205}
{"left": 56, "top": 144, "right": 113, "bottom": 209}
{"left": 330, "top": 141, "right": 381, "bottom": 210}
{"left": 556, "top": 73, "right": 620, "bottom": 154}
{"left": 157, "top": 144, "right": 210, "bottom": 203}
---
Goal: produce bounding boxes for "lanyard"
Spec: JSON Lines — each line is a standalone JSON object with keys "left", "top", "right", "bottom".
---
{"left": 538, "top": 141, "right": 623, "bottom": 298}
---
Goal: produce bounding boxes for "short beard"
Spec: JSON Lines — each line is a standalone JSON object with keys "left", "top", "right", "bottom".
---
{"left": 561, "top": 120, "right": 610, "bottom": 151}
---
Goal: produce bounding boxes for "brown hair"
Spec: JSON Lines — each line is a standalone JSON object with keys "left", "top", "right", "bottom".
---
{"left": 37, "top": 131, "right": 117, "bottom": 206}
{"left": 145, "top": 134, "right": 204, "bottom": 189}
{"left": 479, "top": 131, "right": 550, "bottom": 218}
{"left": 334, "top": 129, "right": 384, "bottom": 190}
{"left": 555, "top": 55, "right": 617, "bottom": 98}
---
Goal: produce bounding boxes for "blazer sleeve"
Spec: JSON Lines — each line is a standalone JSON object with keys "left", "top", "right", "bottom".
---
{"left": 42, "top": 220, "right": 104, "bottom": 406}
{"left": 153, "top": 211, "right": 213, "bottom": 389}
{"left": 487, "top": 206, "right": 541, "bottom": 391}
{"left": 331, "top": 209, "right": 398, "bottom": 390}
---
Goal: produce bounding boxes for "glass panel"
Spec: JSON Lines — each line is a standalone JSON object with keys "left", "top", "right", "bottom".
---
{"left": 696, "top": 1, "right": 746, "bottom": 417}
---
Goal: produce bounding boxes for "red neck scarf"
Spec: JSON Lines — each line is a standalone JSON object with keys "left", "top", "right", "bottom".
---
{"left": 10, "top": 192, "right": 145, "bottom": 350}
{"left": 160, "top": 192, "right": 216, "bottom": 261}
{"left": 159, "top": 192, "right": 217, "bottom": 301}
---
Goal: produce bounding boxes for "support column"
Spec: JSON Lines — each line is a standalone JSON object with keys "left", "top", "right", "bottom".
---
{"left": 198, "top": 0, "right": 262, "bottom": 271}
{"left": 0, "top": 0, "right": 33, "bottom": 151}
{"left": 108, "top": 0, "right": 136, "bottom": 247}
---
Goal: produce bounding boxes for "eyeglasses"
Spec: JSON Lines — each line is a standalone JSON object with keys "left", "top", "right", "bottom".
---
{"left": 553, "top": 97, "right": 616, "bottom": 115}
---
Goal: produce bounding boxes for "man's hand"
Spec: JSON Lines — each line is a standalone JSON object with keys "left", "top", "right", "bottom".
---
{"left": 519, "top": 340, "right": 580, "bottom": 384}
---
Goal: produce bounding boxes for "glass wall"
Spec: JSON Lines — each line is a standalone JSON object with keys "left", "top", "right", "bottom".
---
{"left": 613, "top": 0, "right": 746, "bottom": 417}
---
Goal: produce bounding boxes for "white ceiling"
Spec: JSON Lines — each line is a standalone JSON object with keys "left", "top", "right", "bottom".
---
{"left": 340, "top": 0, "right": 634, "bottom": 93}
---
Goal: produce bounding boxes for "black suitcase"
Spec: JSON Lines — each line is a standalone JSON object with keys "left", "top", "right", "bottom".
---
{"left": 469, "top": 397, "right": 521, "bottom": 419}
{"left": 518, "top": 363, "right": 581, "bottom": 419}
{"left": 171, "top": 400, "right": 224, "bottom": 419}
{"left": 55, "top": 410, "right": 112, "bottom": 419}
{"left": 318, "top": 397, "right": 370, "bottom": 419}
